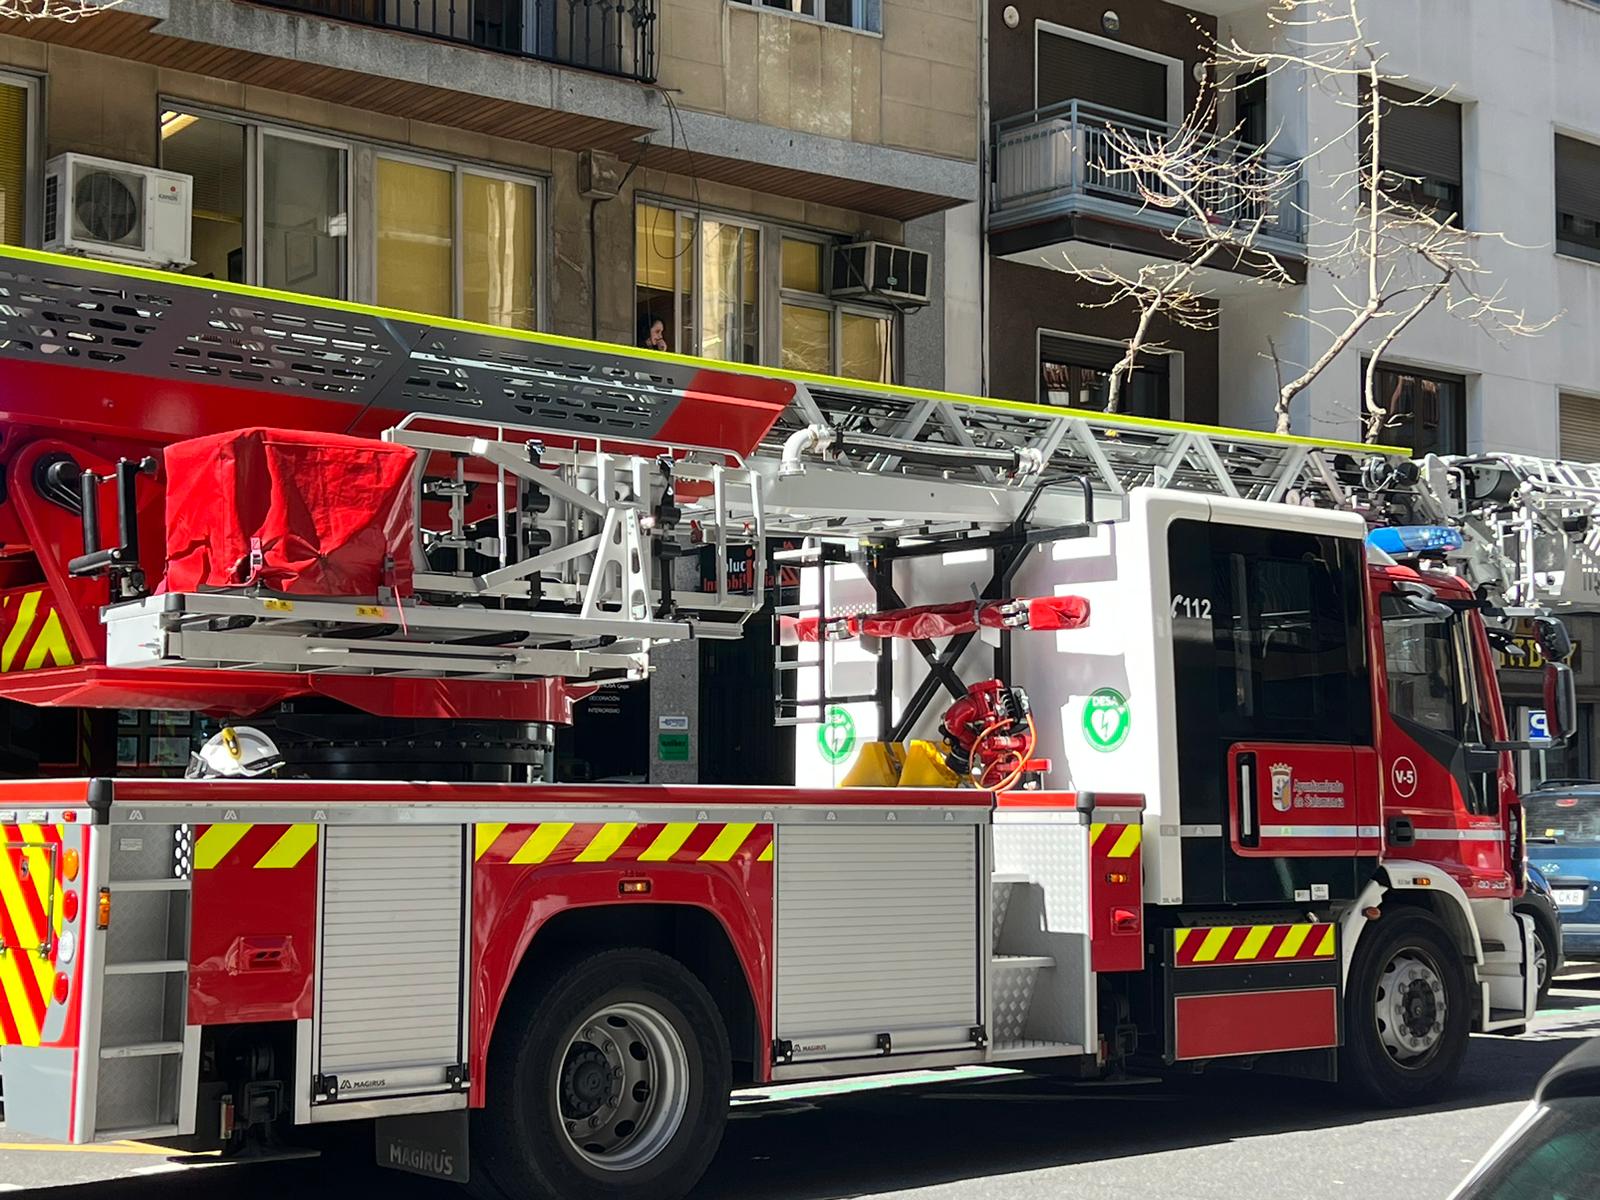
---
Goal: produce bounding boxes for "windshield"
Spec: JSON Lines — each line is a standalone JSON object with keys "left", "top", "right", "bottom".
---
{"left": 1457, "top": 1097, "right": 1600, "bottom": 1199}
{"left": 1526, "top": 792, "right": 1600, "bottom": 847}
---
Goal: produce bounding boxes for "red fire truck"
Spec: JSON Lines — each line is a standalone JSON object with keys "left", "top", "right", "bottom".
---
{"left": 0, "top": 246, "right": 1578, "bottom": 1200}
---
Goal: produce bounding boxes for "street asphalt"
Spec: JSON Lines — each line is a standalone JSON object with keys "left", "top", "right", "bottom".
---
{"left": 4, "top": 969, "right": 1599, "bottom": 1199}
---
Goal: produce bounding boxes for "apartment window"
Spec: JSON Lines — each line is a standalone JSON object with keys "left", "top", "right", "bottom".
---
{"left": 1363, "top": 83, "right": 1463, "bottom": 223}
{"left": 636, "top": 207, "right": 897, "bottom": 380}
{"left": 1560, "top": 393, "right": 1600, "bottom": 462}
{"left": 728, "top": 0, "right": 881, "bottom": 35}
{"left": 1234, "top": 70, "right": 1267, "bottom": 146}
{"left": 1556, "top": 133, "right": 1600, "bottom": 263}
{"left": 161, "top": 111, "right": 245, "bottom": 283}
{"left": 634, "top": 203, "right": 759, "bottom": 362}
{"left": 161, "top": 106, "right": 541, "bottom": 326}
{"left": 779, "top": 236, "right": 894, "bottom": 382}
{"left": 1040, "top": 332, "right": 1169, "bottom": 419}
{"left": 0, "top": 73, "right": 38, "bottom": 247}
{"left": 1365, "top": 362, "right": 1466, "bottom": 456}
{"left": 1036, "top": 27, "right": 1172, "bottom": 122}
{"left": 262, "top": 132, "right": 349, "bottom": 299}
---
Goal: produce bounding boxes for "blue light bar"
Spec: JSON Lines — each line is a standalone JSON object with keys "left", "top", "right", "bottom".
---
{"left": 1367, "top": 525, "right": 1464, "bottom": 555}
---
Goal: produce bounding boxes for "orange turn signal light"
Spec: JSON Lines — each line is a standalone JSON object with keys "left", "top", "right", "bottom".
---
{"left": 619, "top": 879, "right": 652, "bottom": 895}
{"left": 96, "top": 887, "right": 111, "bottom": 930}
{"left": 62, "top": 849, "right": 79, "bottom": 882}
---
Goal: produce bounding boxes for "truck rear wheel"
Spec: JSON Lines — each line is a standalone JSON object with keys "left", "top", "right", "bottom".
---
{"left": 475, "top": 947, "right": 731, "bottom": 1200}
{"left": 1340, "top": 911, "right": 1468, "bottom": 1107}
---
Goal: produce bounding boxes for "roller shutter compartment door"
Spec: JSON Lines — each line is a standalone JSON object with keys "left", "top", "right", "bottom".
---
{"left": 1561, "top": 393, "right": 1600, "bottom": 464}
{"left": 316, "top": 825, "right": 466, "bottom": 1099}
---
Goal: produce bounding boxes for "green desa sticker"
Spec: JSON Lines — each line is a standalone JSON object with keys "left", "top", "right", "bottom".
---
{"left": 1083, "top": 688, "right": 1130, "bottom": 752}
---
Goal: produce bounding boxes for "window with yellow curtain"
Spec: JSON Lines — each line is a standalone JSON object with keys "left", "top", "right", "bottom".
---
{"left": 701, "top": 219, "right": 760, "bottom": 364}
{"left": 634, "top": 202, "right": 694, "bottom": 354}
{"left": 840, "top": 309, "right": 894, "bottom": 383}
{"left": 462, "top": 172, "right": 536, "bottom": 329}
{"left": 0, "top": 80, "right": 30, "bottom": 247}
{"left": 377, "top": 157, "right": 453, "bottom": 318}
{"left": 780, "top": 304, "right": 831, "bottom": 374}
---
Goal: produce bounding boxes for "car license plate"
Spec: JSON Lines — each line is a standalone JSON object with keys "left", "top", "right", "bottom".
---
{"left": 1555, "top": 888, "right": 1588, "bottom": 908}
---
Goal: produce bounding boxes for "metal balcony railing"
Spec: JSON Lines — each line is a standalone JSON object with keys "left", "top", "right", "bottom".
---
{"left": 991, "top": 99, "right": 1306, "bottom": 250}
{"left": 255, "top": 0, "right": 658, "bottom": 83}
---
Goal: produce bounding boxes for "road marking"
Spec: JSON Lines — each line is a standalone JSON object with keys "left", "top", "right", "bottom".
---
{"left": 0, "top": 1141, "right": 178, "bottom": 1155}
{"left": 732, "top": 1066, "right": 1015, "bottom": 1107}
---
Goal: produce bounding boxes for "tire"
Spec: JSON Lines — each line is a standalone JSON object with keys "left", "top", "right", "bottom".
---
{"left": 1340, "top": 910, "right": 1470, "bottom": 1107}
{"left": 1524, "top": 912, "right": 1554, "bottom": 1009}
{"left": 474, "top": 947, "right": 731, "bottom": 1200}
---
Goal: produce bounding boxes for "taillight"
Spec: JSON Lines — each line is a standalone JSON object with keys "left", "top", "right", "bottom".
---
{"left": 62, "top": 891, "right": 79, "bottom": 923}
{"left": 1112, "top": 907, "right": 1139, "bottom": 933}
{"left": 53, "top": 973, "right": 68, "bottom": 1004}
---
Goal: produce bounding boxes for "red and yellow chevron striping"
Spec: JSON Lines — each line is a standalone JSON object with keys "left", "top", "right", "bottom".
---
{"left": 1089, "top": 822, "right": 1141, "bottom": 859}
{"left": 1173, "top": 922, "right": 1336, "bottom": 968}
{"left": 0, "top": 589, "right": 74, "bottom": 674}
{"left": 193, "top": 824, "right": 319, "bottom": 871}
{"left": 475, "top": 821, "right": 775, "bottom": 866}
{"left": 0, "top": 824, "right": 66, "bottom": 1047}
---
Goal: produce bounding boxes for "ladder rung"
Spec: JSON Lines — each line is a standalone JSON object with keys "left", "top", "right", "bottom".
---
{"left": 105, "top": 960, "right": 188, "bottom": 976}
{"left": 101, "top": 1041, "right": 184, "bottom": 1059}
{"left": 110, "top": 879, "right": 191, "bottom": 893}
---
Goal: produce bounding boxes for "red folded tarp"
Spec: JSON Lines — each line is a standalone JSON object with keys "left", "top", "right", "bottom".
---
{"left": 162, "top": 427, "right": 417, "bottom": 598}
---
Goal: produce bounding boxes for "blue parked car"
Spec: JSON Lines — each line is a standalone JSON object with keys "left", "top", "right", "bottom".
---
{"left": 1525, "top": 781, "right": 1600, "bottom": 966}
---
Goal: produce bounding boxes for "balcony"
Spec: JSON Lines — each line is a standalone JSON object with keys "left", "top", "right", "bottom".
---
{"left": 990, "top": 100, "right": 1307, "bottom": 282}
{"left": 252, "top": 0, "right": 658, "bottom": 83}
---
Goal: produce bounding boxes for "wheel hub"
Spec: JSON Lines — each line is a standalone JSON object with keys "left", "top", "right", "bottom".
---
{"left": 554, "top": 1002, "right": 691, "bottom": 1172}
{"left": 559, "top": 1042, "right": 617, "bottom": 1120}
{"left": 1374, "top": 948, "right": 1448, "bottom": 1065}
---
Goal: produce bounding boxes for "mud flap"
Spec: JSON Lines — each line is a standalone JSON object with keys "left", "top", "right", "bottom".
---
{"left": 375, "top": 1109, "right": 470, "bottom": 1184}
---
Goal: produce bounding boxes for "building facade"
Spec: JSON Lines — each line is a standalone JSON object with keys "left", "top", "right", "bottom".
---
{"left": 980, "top": 0, "right": 1600, "bottom": 784}
{"left": 0, "top": 0, "right": 983, "bottom": 783}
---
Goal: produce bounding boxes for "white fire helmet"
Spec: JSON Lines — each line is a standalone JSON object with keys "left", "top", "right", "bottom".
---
{"left": 186, "top": 725, "right": 286, "bottom": 780}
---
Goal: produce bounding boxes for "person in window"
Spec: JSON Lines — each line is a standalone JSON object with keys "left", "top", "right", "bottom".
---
{"left": 640, "top": 317, "right": 669, "bottom": 353}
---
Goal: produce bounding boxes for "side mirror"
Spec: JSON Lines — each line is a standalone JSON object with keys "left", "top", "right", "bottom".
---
{"left": 1534, "top": 615, "right": 1573, "bottom": 664}
{"left": 1544, "top": 661, "right": 1578, "bottom": 744}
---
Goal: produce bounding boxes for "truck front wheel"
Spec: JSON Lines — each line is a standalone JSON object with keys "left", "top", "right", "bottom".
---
{"left": 1340, "top": 911, "right": 1469, "bottom": 1106}
{"left": 476, "top": 947, "right": 731, "bottom": 1200}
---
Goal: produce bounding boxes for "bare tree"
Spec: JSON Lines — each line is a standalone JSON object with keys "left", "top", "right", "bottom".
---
{"left": 0, "top": 0, "right": 120, "bottom": 19}
{"left": 1059, "top": 94, "right": 1301, "bottom": 413}
{"left": 1215, "top": 0, "right": 1556, "bottom": 438}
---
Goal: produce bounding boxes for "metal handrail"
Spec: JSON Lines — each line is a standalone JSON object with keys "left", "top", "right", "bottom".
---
{"left": 990, "top": 98, "right": 1306, "bottom": 244}
{"left": 252, "top": 0, "right": 659, "bottom": 84}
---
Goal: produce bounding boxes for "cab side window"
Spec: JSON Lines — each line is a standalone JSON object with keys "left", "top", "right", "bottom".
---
{"left": 1380, "top": 601, "right": 1465, "bottom": 737}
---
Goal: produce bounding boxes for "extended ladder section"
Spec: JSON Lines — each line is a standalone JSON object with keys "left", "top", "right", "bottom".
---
{"left": 0, "top": 243, "right": 1446, "bottom": 683}
{"left": 1373, "top": 453, "right": 1600, "bottom": 613}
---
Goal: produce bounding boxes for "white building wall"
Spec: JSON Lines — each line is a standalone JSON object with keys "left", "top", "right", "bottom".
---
{"left": 1216, "top": 0, "right": 1600, "bottom": 454}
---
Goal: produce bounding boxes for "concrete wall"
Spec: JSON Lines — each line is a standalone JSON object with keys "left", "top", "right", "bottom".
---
{"left": 988, "top": 258, "right": 1220, "bottom": 422}
{"left": 987, "top": 0, "right": 1214, "bottom": 124}
{"left": 1214, "top": 0, "right": 1600, "bottom": 450}
{"left": 14, "top": 40, "right": 928, "bottom": 355}
{"left": 659, "top": 0, "right": 980, "bottom": 162}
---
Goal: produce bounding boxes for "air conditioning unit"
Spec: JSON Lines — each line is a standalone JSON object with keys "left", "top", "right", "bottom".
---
{"left": 830, "top": 240, "right": 931, "bottom": 306}
{"left": 43, "top": 153, "right": 192, "bottom": 269}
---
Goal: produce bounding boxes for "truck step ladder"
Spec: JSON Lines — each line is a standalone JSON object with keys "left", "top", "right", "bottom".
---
{"left": 88, "top": 821, "right": 198, "bottom": 1141}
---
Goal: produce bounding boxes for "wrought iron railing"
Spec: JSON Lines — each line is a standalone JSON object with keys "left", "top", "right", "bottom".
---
{"left": 255, "top": 0, "right": 658, "bottom": 83}
{"left": 991, "top": 99, "right": 1306, "bottom": 247}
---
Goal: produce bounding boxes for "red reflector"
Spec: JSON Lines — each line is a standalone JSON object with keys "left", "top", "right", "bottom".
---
{"left": 1112, "top": 907, "right": 1139, "bottom": 933}
{"left": 62, "top": 891, "right": 79, "bottom": 923}
{"left": 1557, "top": 797, "right": 1579, "bottom": 808}
{"left": 53, "top": 973, "right": 68, "bottom": 1004}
